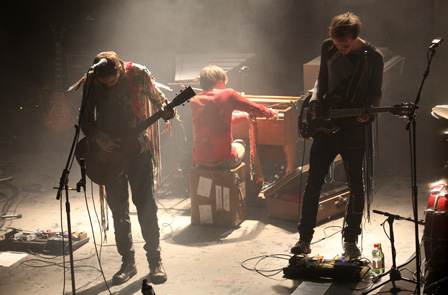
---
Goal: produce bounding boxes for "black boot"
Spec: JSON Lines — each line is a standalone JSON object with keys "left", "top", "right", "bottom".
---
{"left": 149, "top": 261, "right": 167, "bottom": 285}
{"left": 112, "top": 262, "right": 137, "bottom": 285}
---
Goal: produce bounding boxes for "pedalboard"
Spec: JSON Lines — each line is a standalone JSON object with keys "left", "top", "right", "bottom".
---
{"left": 0, "top": 229, "right": 89, "bottom": 255}
{"left": 283, "top": 254, "right": 369, "bottom": 282}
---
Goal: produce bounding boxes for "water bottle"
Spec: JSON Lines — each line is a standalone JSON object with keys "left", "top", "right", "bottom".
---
{"left": 141, "top": 279, "right": 155, "bottom": 295}
{"left": 372, "top": 243, "right": 382, "bottom": 275}
{"left": 378, "top": 243, "right": 385, "bottom": 273}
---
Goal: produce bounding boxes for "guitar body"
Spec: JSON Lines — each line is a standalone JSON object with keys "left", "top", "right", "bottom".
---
{"left": 299, "top": 95, "right": 346, "bottom": 139}
{"left": 75, "top": 136, "right": 140, "bottom": 185}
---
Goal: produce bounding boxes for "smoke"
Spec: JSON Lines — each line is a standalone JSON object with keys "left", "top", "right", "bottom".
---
{"left": 1, "top": 0, "right": 446, "bottom": 185}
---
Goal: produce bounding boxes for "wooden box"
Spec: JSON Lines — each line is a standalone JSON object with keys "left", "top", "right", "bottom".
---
{"left": 189, "top": 163, "right": 247, "bottom": 227}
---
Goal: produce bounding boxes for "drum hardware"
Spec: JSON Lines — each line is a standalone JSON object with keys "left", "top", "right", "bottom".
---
{"left": 424, "top": 276, "right": 448, "bottom": 294}
{"left": 362, "top": 209, "right": 424, "bottom": 295}
{"left": 423, "top": 182, "right": 448, "bottom": 293}
{"left": 431, "top": 105, "right": 448, "bottom": 120}
{"left": 398, "top": 37, "right": 443, "bottom": 295}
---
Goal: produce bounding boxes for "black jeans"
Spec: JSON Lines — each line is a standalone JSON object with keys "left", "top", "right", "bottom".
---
{"left": 105, "top": 151, "right": 161, "bottom": 266}
{"left": 298, "top": 128, "right": 366, "bottom": 243}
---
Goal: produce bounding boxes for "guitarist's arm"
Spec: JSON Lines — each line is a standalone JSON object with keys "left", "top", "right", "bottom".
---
{"left": 136, "top": 66, "right": 176, "bottom": 155}
{"left": 141, "top": 66, "right": 176, "bottom": 121}
{"left": 79, "top": 74, "right": 118, "bottom": 152}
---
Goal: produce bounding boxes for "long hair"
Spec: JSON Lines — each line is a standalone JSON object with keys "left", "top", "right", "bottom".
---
{"left": 93, "top": 51, "right": 121, "bottom": 79}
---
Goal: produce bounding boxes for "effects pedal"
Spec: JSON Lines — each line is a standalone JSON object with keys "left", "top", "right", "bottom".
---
{"left": 283, "top": 254, "right": 368, "bottom": 282}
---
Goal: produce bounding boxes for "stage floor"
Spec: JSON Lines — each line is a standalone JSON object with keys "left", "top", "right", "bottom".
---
{"left": 0, "top": 121, "right": 445, "bottom": 295}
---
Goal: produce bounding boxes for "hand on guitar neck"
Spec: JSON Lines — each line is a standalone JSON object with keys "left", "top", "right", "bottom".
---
{"left": 356, "top": 106, "right": 372, "bottom": 123}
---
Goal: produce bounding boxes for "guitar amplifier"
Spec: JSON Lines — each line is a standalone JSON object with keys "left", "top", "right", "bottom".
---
{"left": 189, "top": 163, "right": 247, "bottom": 227}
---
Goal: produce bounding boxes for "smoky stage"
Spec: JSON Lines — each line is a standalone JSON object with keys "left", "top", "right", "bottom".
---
{"left": 0, "top": 99, "right": 446, "bottom": 295}
{"left": 1, "top": 1, "right": 448, "bottom": 294}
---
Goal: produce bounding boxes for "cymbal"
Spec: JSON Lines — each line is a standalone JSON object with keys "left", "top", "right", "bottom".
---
{"left": 432, "top": 105, "right": 448, "bottom": 120}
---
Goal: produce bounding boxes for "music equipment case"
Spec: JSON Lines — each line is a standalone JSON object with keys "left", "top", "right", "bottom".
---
{"left": 189, "top": 163, "right": 247, "bottom": 227}
{"left": 262, "top": 161, "right": 349, "bottom": 224}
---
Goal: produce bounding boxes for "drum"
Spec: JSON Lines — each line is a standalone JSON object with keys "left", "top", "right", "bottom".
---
{"left": 423, "top": 183, "right": 448, "bottom": 270}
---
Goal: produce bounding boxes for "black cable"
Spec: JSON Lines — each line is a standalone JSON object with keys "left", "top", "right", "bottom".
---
{"left": 311, "top": 225, "right": 342, "bottom": 244}
{"left": 241, "top": 253, "right": 291, "bottom": 280}
{"left": 82, "top": 185, "right": 113, "bottom": 295}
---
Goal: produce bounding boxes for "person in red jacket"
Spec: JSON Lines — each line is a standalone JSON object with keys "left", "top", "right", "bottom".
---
{"left": 191, "top": 65, "right": 277, "bottom": 169}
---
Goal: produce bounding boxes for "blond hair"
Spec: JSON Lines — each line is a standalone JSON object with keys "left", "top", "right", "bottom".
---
{"left": 199, "top": 65, "right": 228, "bottom": 92}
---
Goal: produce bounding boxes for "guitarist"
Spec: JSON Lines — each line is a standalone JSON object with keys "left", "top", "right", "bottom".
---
{"left": 291, "top": 13, "right": 384, "bottom": 258}
{"left": 79, "top": 51, "right": 175, "bottom": 285}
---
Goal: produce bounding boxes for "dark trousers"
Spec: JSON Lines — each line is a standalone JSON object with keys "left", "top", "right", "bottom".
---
{"left": 105, "top": 151, "right": 161, "bottom": 266}
{"left": 298, "top": 128, "right": 366, "bottom": 243}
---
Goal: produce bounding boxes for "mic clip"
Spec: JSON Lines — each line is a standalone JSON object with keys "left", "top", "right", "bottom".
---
{"left": 76, "top": 179, "right": 85, "bottom": 192}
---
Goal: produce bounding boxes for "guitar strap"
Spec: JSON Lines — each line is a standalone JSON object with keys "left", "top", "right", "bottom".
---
{"left": 346, "top": 47, "right": 369, "bottom": 104}
{"left": 125, "top": 62, "right": 141, "bottom": 118}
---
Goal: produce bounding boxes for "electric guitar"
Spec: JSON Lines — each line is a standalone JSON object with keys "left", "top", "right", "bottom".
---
{"left": 75, "top": 86, "right": 196, "bottom": 185}
{"left": 298, "top": 94, "right": 415, "bottom": 139}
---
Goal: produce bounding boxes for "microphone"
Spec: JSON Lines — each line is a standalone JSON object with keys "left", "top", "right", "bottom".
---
{"left": 1, "top": 214, "right": 22, "bottom": 219}
{"left": 429, "top": 37, "right": 443, "bottom": 50}
{"left": 91, "top": 58, "right": 107, "bottom": 69}
{"left": 239, "top": 66, "right": 250, "bottom": 77}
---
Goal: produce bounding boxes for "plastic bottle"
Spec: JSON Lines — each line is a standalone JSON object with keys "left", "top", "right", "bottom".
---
{"left": 378, "top": 243, "right": 385, "bottom": 273}
{"left": 372, "top": 243, "right": 382, "bottom": 275}
{"left": 141, "top": 279, "right": 155, "bottom": 295}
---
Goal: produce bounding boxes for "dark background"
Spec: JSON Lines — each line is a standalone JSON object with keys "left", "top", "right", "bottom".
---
{"left": 1, "top": 0, "right": 447, "bottom": 189}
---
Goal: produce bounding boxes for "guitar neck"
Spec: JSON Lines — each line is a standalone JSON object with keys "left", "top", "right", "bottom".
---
{"left": 328, "top": 107, "right": 392, "bottom": 118}
{"left": 130, "top": 86, "right": 196, "bottom": 137}
{"left": 134, "top": 111, "right": 162, "bottom": 136}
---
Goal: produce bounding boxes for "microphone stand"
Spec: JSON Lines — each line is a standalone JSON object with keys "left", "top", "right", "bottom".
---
{"left": 363, "top": 210, "right": 424, "bottom": 294}
{"left": 55, "top": 126, "right": 80, "bottom": 295}
{"left": 54, "top": 67, "right": 95, "bottom": 295}
{"left": 403, "top": 38, "right": 442, "bottom": 295}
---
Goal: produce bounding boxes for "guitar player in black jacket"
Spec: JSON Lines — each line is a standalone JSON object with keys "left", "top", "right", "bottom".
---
{"left": 291, "top": 12, "right": 384, "bottom": 258}
{"left": 78, "top": 51, "right": 175, "bottom": 285}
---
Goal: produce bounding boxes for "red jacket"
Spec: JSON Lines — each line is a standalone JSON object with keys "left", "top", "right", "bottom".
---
{"left": 191, "top": 88, "right": 275, "bottom": 167}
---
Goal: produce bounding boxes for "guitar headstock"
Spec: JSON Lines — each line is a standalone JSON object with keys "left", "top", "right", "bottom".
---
{"left": 391, "top": 102, "right": 417, "bottom": 118}
{"left": 168, "top": 86, "right": 196, "bottom": 108}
